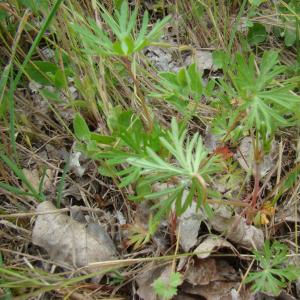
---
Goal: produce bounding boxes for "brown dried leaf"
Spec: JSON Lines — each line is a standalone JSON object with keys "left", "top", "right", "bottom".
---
{"left": 194, "top": 236, "right": 235, "bottom": 259}
{"left": 136, "top": 264, "right": 173, "bottom": 300}
{"left": 211, "top": 207, "right": 264, "bottom": 250}
{"left": 32, "top": 201, "right": 117, "bottom": 275}
{"left": 184, "top": 258, "right": 238, "bottom": 286}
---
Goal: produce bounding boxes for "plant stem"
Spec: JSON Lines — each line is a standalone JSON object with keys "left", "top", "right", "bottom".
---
{"left": 122, "top": 57, "right": 153, "bottom": 132}
{"left": 251, "top": 136, "right": 261, "bottom": 208}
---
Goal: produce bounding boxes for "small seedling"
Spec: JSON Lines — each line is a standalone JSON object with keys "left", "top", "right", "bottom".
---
{"left": 153, "top": 271, "right": 182, "bottom": 300}
{"left": 245, "top": 241, "right": 300, "bottom": 296}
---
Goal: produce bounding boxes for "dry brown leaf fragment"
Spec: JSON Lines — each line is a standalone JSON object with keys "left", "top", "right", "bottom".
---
{"left": 23, "top": 168, "right": 40, "bottom": 191}
{"left": 136, "top": 264, "right": 175, "bottom": 300}
{"left": 32, "top": 201, "right": 117, "bottom": 276}
{"left": 194, "top": 236, "right": 235, "bottom": 259}
{"left": 184, "top": 258, "right": 238, "bottom": 286}
{"left": 178, "top": 200, "right": 203, "bottom": 252}
{"left": 210, "top": 207, "right": 264, "bottom": 250}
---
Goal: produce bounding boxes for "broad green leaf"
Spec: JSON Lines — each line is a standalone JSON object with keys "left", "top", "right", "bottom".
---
{"left": 73, "top": 113, "right": 90, "bottom": 141}
{"left": 248, "top": 0, "right": 266, "bottom": 6}
{"left": 187, "top": 63, "right": 202, "bottom": 96}
{"left": 284, "top": 28, "right": 296, "bottom": 47}
{"left": 39, "top": 88, "right": 63, "bottom": 103}
{"left": 247, "top": 23, "right": 267, "bottom": 45}
{"left": 90, "top": 133, "right": 115, "bottom": 145}
{"left": 177, "top": 68, "right": 187, "bottom": 86}
{"left": 212, "top": 50, "right": 228, "bottom": 69}
{"left": 54, "top": 69, "right": 67, "bottom": 89}
{"left": 25, "top": 61, "right": 59, "bottom": 85}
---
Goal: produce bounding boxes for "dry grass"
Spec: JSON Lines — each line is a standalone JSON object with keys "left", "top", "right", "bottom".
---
{"left": 0, "top": 0, "right": 300, "bottom": 299}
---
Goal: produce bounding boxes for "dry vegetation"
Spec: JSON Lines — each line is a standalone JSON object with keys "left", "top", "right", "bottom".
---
{"left": 0, "top": 0, "right": 300, "bottom": 299}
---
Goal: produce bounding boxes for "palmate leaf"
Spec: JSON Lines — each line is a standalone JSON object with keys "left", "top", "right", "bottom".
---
{"left": 227, "top": 51, "right": 300, "bottom": 135}
{"left": 153, "top": 272, "right": 182, "bottom": 300}
{"left": 71, "top": 0, "right": 170, "bottom": 56}
{"left": 152, "top": 64, "right": 203, "bottom": 114}
{"left": 84, "top": 114, "right": 221, "bottom": 235}
{"left": 246, "top": 241, "right": 300, "bottom": 296}
{"left": 126, "top": 118, "right": 222, "bottom": 221}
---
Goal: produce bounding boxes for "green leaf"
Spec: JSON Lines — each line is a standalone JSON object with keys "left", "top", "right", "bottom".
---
{"left": 19, "top": 0, "right": 48, "bottom": 12}
{"left": 39, "top": 88, "right": 63, "bottom": 103}
{"left": 187, "top": 63, "right": 202, "bottom": 96}
{"left": 247, "top": 23, "right": 267, "bottom": 45}
{"left": 90, "top": 133, "right": 115, "bottom": 145}
{"left": 0, "top": 181, "right": 34, "bottom": 197}
{"left": 284, "top": 28, "right": 296, "bottom": 47}
{"left": 146, "top": 15, "right": 171, "bottom": 41}
{"left": 54, "top": 69, "right": 67, "bottom": 89}
{"left": 248, "top": 0, "right": 266, "bottom": 6}
{"left": 73, "top": 113, "right": 90, "bottom": 141}
{"left": 121, "top": 35, "right": 135, "bottom": 55}
{"left": 212, "top": 50, "right": 228, "bottom": 69}
{"left": 135, "top": 11, "right": 149, "bottom": 49}
{"left": 153, "top": 272, "right": 182, "bottom": 300}
{"left": 246, "top": 241, "right": 300, "bottom": 296}
{"left": 177, "top": 68, "right": 187, "bottom": 86}
{"left": 0, "top": 9, "right": 8, "bottom": 21}
{"left": 119, "top": 0, "right": 129, "bottom": 32}
{"left": 25, "top": 61, "right": 59, "bottom": 85}
{"left": 226, "top": 51, "right": 300, "bottom": 136}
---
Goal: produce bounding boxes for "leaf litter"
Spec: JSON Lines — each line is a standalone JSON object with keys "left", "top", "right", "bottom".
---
{"left": 32, "top": 201, "right": 117, "bottom": 278}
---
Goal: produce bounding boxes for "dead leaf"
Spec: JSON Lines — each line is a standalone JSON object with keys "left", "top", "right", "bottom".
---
{"left": 236, "top": 137, "right": 277, "bottom": 177}
{"left": 214, "top": 146, "right": 234, "bottom": 160}
{"left": 136, "top": 264, "right": 173, "bottom": 300}
{"left": 23, "top": 168, "right": 40, "bottom": 191}
{"left": 178, "top": 200, "right": 203, "bottom": 252}
{"left": 173, "top": 294, "right": 199, "bottom": 300}
{"left": 184, "top": 258, "right": 238, "bottom": 286}
{"left": 194, "top": 236, "right": 235, "bottom": 259}
{"left": 32, "top": 201, "right": 117, "bottom": 276}
{"left": 181, "top": 281, "right": 252, "bottom": 300}
{"left": 185, "top": 50, "right": 217, "bottom": 71}
{"left": 69, "top": 151, "right": 86, "bottom": 177}
{"left": 210, "top": 212, "right": 264, "bottom": 250}
{"left": 144, "top": 46, "right": 178, "bottom": 72}
{"left": 22, "top": 168, "right": 53, "bottom": 193}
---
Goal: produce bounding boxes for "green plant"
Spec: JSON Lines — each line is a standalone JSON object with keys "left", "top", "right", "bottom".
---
{"left": 1, "top": 0, "right": 64, "bottom": 155}
{"left": 73, "top": 114, "right": 222, "bottom": 235}
{"left": 212, "top": 51, "right": 300, "bottom": 141}
{"left": 0, "top": 152, "right": 45, "bottom": 202}
{"left": 274, "top": 0, "right": 299, "bottom": 47}
{"left": 247, "top": 23, "right": 267, "bottom": 46}
{"left": 126, "top": 118, "right": 221, "bottom": 215}
{"left": 153, "top": 271, "right": 182, "bottom": 300}
{"left": 71, "top": 0, "right": 171, "bottom": 56}
{"left": 0, "top": 253, "right": 12, "bottom": 300}
{"left": 151, "top": 63, "right": 203, "bottom": 113}
{"left": 245, "top": 241, "right": 300, "bottom": 296}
